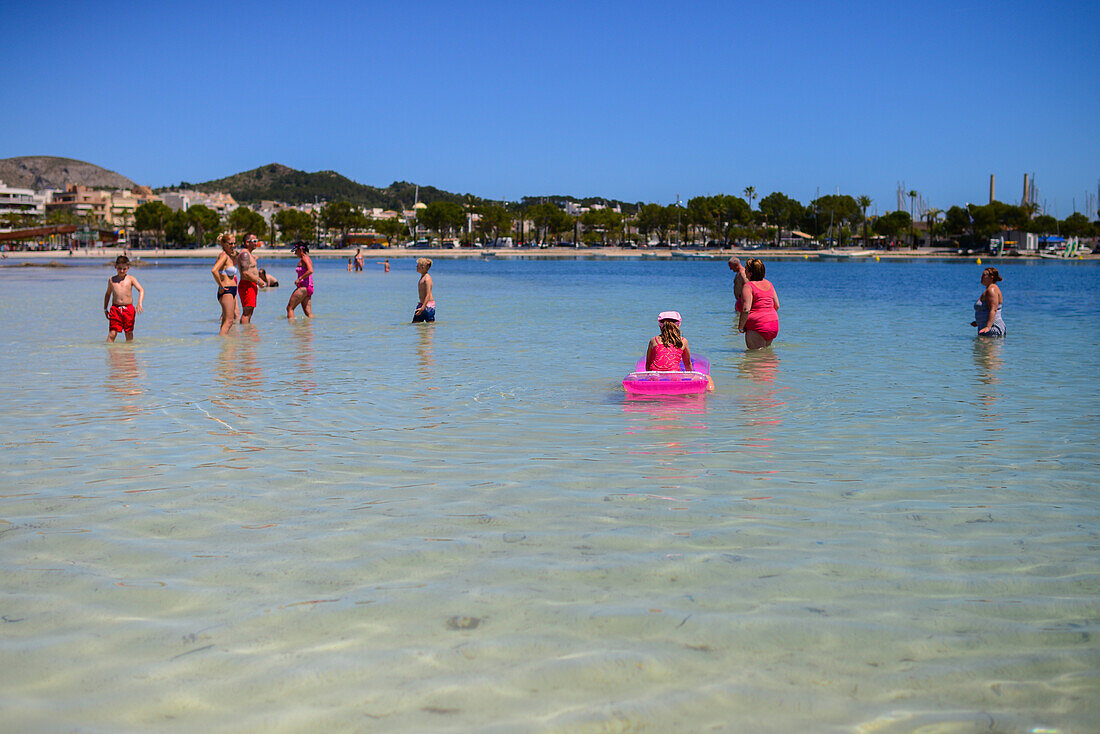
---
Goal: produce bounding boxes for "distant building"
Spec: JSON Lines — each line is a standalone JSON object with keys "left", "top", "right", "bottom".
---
{"left": 109, "top": 190, "right": 140, "bottom": 228}
{"left": 45, "top": 184, "right": 160, "bottom": 227}
{"left": 132, "top": 185, "right": 158, "bottom": 204}
{"left": 0, "top": 180, "right": 48, "bottom": 220}
{"left": 161, "top": 189, "right": 238, "bottom": 218}
{"left": 564, "top": 201, "right": 618, "bottom": 216}
{"left": 48, "top": 184, "right": 111, "bottom": 222}
{"left": 254, "top": 200, "right": 300, "bottom": 226}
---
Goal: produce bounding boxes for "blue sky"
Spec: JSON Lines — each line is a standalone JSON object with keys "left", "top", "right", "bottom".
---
{"left": 3, "top": 0, "right": 1098, "bottom": 216}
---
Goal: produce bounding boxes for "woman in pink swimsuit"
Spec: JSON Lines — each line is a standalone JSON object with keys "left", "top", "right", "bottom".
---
{"left": 286, "top": 242, "right": 314, "bottom": 319}
{"left": 738, "top": 258, "right": 779, "bottom": 350}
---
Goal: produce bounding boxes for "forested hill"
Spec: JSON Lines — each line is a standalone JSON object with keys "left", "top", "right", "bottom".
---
{"left": 168, "top": 163, "right": 475, "bottom": 209}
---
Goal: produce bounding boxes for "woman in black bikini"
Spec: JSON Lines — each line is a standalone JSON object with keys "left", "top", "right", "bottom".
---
{"left": 212, "top": 232, "right": 239, "bottom": 336}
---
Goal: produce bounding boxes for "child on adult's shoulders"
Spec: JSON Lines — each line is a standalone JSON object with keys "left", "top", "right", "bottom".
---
{"left": 103, "top": 255, "right": 144, "bottom": 342}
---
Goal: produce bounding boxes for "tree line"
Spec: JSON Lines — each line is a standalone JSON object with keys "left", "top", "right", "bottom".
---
{"left": 19, "top": 189, "right": 1094, "bottom": 248}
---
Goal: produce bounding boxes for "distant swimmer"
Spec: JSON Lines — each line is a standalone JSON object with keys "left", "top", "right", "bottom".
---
{"left": 378, "top": 258, "right": 390, "bottom": 273}
{"left": 258, "top": 268, "right": 278, "bottom": 287}
{"left": 236, "top": 234, "right": 266, "bottom": 324}
{"left": 354, "top": 248, "right": 364, "bottom": 272}
{"left": 646, "top": 311, "right": 713, "bottom": 390}
{"left": 103, "top": 255, "right": 145, "bottom": 343}
{"left": 412, "top": 257, "right": 435, "bottom": 322}
{"left": 738, "top": 258, "right": 779, "bottom": 350}
{"left": 287, "top": 242, "right": 314, "bottom": 319}
{"left": 212, "top": 232, "right": 239, "bottom": 336}
{"left": 971, "top": 267, "right": 1006, "bottom": 337}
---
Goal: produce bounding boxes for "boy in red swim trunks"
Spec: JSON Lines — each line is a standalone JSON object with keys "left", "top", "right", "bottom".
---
{"left": 235, "top": 234, "right": 266, "bottom": 324}
{"left": 103, "top": 255, "right": 145, "bottom": 342}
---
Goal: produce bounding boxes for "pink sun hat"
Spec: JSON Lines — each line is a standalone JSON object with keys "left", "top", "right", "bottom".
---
{"left": 657, "top": 311, "right": 682, "bottom": 324}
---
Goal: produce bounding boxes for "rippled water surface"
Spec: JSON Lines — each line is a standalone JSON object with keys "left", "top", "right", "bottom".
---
{"left": 1, "top": 255, "right": 1097, "bottom": 732}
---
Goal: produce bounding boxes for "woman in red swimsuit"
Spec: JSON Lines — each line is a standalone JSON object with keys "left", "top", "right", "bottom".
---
{"left": 738, "top": 258, "right": 779, "bottom": 350}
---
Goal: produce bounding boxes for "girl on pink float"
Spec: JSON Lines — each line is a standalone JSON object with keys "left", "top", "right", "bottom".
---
{"left": 645, "top": 311, "right": 714, "bottom": 391}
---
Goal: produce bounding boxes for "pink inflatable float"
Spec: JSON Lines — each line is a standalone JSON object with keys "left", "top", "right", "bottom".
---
{"left": 622, "top": 356, "right": 712, "bottom": 395}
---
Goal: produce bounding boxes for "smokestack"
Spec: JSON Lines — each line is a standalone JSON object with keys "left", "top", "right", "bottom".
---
{"left": 1023, "top": 174, "right": 1029, "bottom": 206}
{"left": 989, "top": 174, "right": 995, "bottom": 204}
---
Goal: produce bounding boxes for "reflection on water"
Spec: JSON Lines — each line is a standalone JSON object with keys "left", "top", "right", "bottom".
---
{"left": 289, "top": 319, "right": 316, "bottom": 393}
{"left": 738, "top": 349, "right": 779, "bottom": 384}
{"left": 412, "top": 326, "right": 441, "bottom": 419}
{"left": 973, "top": 338, "right": 1004, "bottom": 425}
{"left": 622, "top": 393, "right": 708, "bottom": 421}
{"left": 737, "top": 350, "right": 784, "bottom": 451}
{"left": 416, "top": 324, "right": 434, "bottom": 372}
{"left": 105, "top": 346, "right": 145, "bottom": 420}
{"left": 216, "top": 328, "right": 264, "bottom": 414}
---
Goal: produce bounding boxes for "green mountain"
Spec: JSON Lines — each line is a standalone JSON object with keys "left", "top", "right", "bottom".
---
{"left": 165, "top": 163, "right": 476, "bottom": 210}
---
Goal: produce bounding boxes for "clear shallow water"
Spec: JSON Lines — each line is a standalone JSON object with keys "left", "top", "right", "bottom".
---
{"left": 1, "top": 255, "right": 1097, "bottom": 733}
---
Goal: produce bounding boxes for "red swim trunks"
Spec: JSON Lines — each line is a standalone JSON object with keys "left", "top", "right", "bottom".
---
{"left": 239, "top": 280, "right": 258, "bottom": 309}
{"left": 108, "top": 304, "right": 136, "bottom": 333}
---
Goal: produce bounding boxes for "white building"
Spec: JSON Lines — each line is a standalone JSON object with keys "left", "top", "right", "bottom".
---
{"left": 0, "top": 180, "right": 48, "bottom": 220}
{"left": 161, "top": 190, "right": 239, "bottom": 218}
{"left": 161, "top": 191, "right": 194, "bottom": 212}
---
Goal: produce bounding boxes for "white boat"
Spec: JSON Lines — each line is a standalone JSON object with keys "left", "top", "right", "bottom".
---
{"left": 816, "top": 249, "right": 875, "bottom": 261}
{"left": 1037, "top": 237, "right": 1085, "bottom": 259}
{"left": 670, "top": 250, "right": 715, "bottom": 259}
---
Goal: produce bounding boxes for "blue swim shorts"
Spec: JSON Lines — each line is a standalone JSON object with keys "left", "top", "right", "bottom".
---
{"left": 412, "top": 303, "right": 435, "bottom": 323}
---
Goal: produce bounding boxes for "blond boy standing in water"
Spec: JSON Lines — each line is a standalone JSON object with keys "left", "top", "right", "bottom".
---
{"left": 103, "top": 255, "right": 145, "bottom": 342}
{"left": 412, "top": 257, "right": 435, "bottom": 322}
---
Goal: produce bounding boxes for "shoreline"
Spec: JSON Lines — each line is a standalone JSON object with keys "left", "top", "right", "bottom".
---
{"left": 1, "top": 245, "right": 1095, "bottom": 263}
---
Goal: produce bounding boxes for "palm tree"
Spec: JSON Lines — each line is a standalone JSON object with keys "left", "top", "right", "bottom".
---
{"left": 743, "top": 187, "right": 757, "bottom": 241}
{"left": 907, "top": 190, "right": 918, "bottom": 247}
{"left": 925, "top": 208, "right": 942, "bottom": 247}
{"left": 856, "top": 195, "right": 872, "bottom": 246}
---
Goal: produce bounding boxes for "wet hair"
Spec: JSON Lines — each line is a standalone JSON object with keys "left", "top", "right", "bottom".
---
{"left": 983, "top": 267, "right": 1003, "bottom": 283}
{"left": 417, "top": 257, "right": 433, "bottom": 270}
{"left": 114, "top": 255, "right": 129, "bottom": 266}
{"left": 658, "top": 319, "right": 684, "bottom": 349}
{"left": 217, "top": 232, "right": 234, "bottom": 247}
{"left": 745, "top": 258, "right": 766, "bottom": 281}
